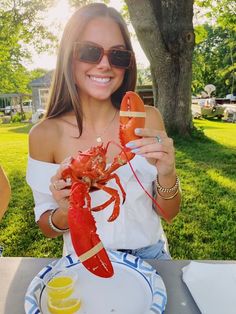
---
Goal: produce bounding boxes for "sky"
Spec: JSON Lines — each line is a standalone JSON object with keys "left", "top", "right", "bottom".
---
{"left": 26, "top": 0, "right": 149, "bottom": 70}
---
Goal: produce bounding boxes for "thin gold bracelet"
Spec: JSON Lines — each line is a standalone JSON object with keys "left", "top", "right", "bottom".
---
{"left": 156, "top": 175, "right": 179, "bottom": 193}
{"left": 157, "top": 188, "right": 179, "bottom": 200}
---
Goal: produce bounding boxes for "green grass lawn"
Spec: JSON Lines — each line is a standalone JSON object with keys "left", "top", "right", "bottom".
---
{"left": 0, "top": 120, "right": 236, "bottom": 259}
{"left": 0, "top": 123, "right": 63, "bottom": 257}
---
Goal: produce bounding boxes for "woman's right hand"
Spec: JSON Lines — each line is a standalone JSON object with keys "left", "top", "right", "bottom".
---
{"left": 49, "top": 158, "right": 72, "bottom": 212}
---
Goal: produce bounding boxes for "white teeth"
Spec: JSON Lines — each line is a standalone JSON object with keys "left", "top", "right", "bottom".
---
{"left": 90, "top": 76, "right": 110, "bottom": 83}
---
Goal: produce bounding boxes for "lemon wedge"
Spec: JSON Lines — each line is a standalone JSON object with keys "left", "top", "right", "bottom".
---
{"left": 48, "top": 298, "right": 81, "bottom": 314}
{"left": 46, "top": 276, "right": 74, "bottom": 299}
{"left": 47, "top": 276, "right": 73, "bottom": 288}
{"left": 47, "top": 287, "right": 73, "bottom": 299}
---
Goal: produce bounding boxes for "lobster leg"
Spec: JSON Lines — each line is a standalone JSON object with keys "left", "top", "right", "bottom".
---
{"left": 68, "top": 181, "right": 114, "bottom": 278}
{"left": 91, "top": 194, "right": 115, "bottom": 213}
{"left": 99, "top": 173, "right": 126, "bottom": 203}
{"left": 92, "top": 183, "right": 121, "bottom": 222}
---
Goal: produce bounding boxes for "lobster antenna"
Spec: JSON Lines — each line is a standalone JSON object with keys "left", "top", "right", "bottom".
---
{"left": 110, "top": 141, "right": 171, "bottom": 223}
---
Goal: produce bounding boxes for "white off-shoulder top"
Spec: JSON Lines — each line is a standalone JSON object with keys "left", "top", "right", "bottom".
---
{"left": 26, "top": 155, "right": 164, "bottom": 255}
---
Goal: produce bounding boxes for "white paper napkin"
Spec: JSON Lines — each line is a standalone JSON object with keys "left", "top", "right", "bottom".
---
{"left": 182, "top": 261, "right": 236, "bottom": 314}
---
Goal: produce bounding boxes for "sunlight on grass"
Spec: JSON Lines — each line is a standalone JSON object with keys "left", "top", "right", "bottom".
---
{"left": 165, "top": 119, "right": 236, "bottom": 259}
{"left": 194, "top": 119, "right": 236, "bottom": 149}
{"left": 207, "top": 169, "right": 236, "bottom": 192}
{"left": 0, "top": 123, "right": 30, "bottom": 173}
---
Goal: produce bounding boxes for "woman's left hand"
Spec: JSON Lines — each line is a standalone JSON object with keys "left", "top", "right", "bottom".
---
{"left": 125, "top": 128, "right": 176, "bottom": 177}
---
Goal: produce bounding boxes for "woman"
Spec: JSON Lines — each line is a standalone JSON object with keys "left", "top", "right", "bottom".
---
{"left": 26, "top": 3, "right": 181, "bottom": 259}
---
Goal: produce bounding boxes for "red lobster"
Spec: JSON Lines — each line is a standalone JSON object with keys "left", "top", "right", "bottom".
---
{"left": 61, "top": 91, "right": 146, "bottom": 278}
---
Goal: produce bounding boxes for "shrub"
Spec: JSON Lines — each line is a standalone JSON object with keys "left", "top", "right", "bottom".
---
{"left": 0, "top": 116, "right": 11, "bottom": 124}
{"left": 11, "top": 113, "right": 23, "bottom": 123}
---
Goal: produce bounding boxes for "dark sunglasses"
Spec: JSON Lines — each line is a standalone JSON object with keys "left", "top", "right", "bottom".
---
{"left": 73, "top": 42, "right": 134, "bottom": 69}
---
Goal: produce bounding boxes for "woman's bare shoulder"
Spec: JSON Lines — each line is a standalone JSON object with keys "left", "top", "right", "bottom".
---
{"left": 145, "top": 105, "right": 165, "bottom": 130}
{"left": 29, "top": 118, "right": 58, "bottom": 136}
{"left": 29, "top": 118, "right": 61, "bottom": 162}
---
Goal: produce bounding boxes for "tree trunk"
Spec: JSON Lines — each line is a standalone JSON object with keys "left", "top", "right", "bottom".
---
{"left": 19, "top": 96, "right": 25, "bottom": 121}
{"left": 125, "top": 0, "right": 195, "bottom": 136}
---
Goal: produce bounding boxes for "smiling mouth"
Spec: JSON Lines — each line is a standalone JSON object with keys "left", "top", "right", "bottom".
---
{"left": 89, "top": 76, "right": 111, "bottom": 83}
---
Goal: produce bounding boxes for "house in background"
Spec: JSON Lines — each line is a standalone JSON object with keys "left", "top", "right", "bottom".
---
{"left": 29, "top": 71, "right": 53, "bottom": 111}
{"left": 0, "top": 93, "right": 32, "bottom": 114}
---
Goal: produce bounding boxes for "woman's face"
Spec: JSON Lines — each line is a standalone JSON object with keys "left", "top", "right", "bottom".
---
{"left": 73, "top": 17, "right": 126, "bottom": 102}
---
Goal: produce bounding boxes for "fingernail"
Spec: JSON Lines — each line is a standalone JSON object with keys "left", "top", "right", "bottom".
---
{"left": 125, "top": 141, "right": 136, "bottom": 148}
{"left": 131, "top": 148, "right": 139, "bottom": 154}
{"left": 135, "top": 128, "right": 141, "bottom": 134}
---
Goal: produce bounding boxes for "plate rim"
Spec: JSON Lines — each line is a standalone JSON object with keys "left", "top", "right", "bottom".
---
{"left": 24, "top": 250, "right": 167, "bottom": 314}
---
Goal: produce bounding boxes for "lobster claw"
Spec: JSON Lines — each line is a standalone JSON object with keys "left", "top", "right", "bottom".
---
{"left": 108, "top": 91, "right": 146, "bottom": 175}
{"left": 68, "top": 182, "right": 114, "bottom": 278}
{"left": 119, "top": 91, "right": 146, "bottom": 146}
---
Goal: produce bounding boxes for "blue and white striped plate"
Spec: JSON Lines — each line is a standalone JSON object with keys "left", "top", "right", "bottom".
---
{"left": 25, "top": 250, "right": 167, "bottom": 314}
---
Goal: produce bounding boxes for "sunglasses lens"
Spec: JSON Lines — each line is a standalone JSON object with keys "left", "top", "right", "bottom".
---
{"left": 76, "top": 44, "right": 102, "bottom": 63}
{"left": 109, "top": 49, "right": 132, "bottom": 68}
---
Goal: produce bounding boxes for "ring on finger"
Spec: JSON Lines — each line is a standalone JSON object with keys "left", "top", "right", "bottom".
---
{"left": 53, "top": 181, "right": 61, "bottom": 191}
{"left": 156, "top": 135, "right": 162, "bottom": 143}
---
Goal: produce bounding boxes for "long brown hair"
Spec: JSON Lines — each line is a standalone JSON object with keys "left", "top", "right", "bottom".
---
{"left": 45, "top": 3, "right": 137, "bottom": 136}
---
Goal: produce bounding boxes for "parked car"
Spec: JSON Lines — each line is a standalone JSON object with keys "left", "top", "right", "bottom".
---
{"left": 201, "top": 105, "right": 224, "bottom": 119}
{"left": 31, "top": 108, "right": 46, "bottom": 123}
{"left": 22, "top": 100, "right": 33, "bottom": 112}
{"left": 199, "top": 98, "right": 224, "bottom": 119}
{"left": 4, "top": 106, "right": 15, "bottom": 115}
{"left": 225, "top": 94, "right": 236, "bottom": 102}
{"left": 222, "top": 104, "right": 236, "bottom": 123}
